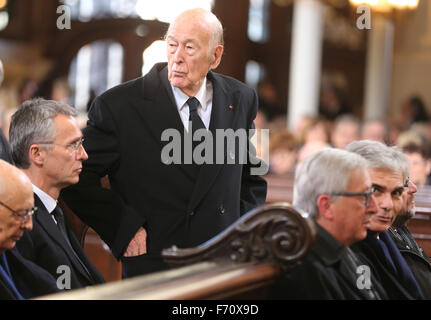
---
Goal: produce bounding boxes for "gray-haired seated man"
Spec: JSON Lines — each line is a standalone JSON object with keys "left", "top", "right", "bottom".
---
{"left": 347, "top": 140, "right": 423, "bottom": 299}
{"left": 387, "top": 146, "right": 431, "bottom": 299}
{"left": 270, "top": 148, "right": 388, "bottom": 299}
{"left": 10, "top": 98, "right": 105, "bottom": 290}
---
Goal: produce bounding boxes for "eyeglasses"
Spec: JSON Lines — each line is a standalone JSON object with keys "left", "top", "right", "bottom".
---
{"left": 38, "top": 138, "right": 85, "bottom": 153}
{"left": 0, "top": 201, "right": 38, "bottom": 223}
{"left": 404, "top": 177, "right": 410, "bottom": 188}
{"left": 329, "top": 187, "right": 376, "bottom": 207}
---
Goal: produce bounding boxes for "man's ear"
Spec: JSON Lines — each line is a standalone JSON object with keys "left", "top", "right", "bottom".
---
{"left": 426, "top": 159, "right": 431, "bottom": 176}
{"left": 317, "top": 194, "right": 335, "bottom": 221}
{"left": 28, "top": 144, "right": 45, "bottom": 166}
{"left": 209, "top": 45, "right": 223, "bottom": 70}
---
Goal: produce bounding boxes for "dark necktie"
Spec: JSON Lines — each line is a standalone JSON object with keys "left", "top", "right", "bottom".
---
{"left": 52, "top": 205, "right": 73, "bottom": 249}
{"left": 187, "top": 97, "right": 205, "bottom": 133}
{"left": 187, "top": 97, "right": 207, "bottom": 163}
{"left": 51, "top": 205, "right": 93, "bottom": 282}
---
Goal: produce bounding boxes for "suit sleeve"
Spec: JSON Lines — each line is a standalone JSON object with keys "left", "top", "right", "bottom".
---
{"left": 239, "top": 89, "right": 268, "bottom": 215}
{"left": 61, "top": 96, "right": 146, "bottom": 259}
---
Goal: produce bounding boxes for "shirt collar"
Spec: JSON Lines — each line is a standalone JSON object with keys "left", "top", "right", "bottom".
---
{"left": 32, "top": 184, "right": 57, "bottom": 214}
{"left": 171, "top": 77, "right": 209, "bottom": 112}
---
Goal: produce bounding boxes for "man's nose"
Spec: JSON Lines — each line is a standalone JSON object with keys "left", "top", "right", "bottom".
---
{"left": 379, "top": 193, "right": 394, "bottom": 212}
{"left": 367, "top": 195, "right": 378, "bottom": 214}
{"left": 173, "top": 46, "right": 184, "bottom": 63}
{"left": 408, "top": 180, "right": 418, "bottom": 194}
{"left": 21, "top": 216, "right": 33, "bottom": 231}
{"left": 76, "top": 145, "right": 89, "bottom": 161}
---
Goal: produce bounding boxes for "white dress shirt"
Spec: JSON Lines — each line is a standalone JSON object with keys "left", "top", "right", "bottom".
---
{"left": 33, "top": 184, "right": 58, "bottom": 224}
{"left": 171, "top": 77, "right": 213, "bottom": 131}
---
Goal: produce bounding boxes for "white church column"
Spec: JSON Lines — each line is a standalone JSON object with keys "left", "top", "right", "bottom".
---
{"left": 363, "top": 15, "right": 394, "bottom": 120}
{"left": 287, "top": 0, "right": 324, "bottom": 131}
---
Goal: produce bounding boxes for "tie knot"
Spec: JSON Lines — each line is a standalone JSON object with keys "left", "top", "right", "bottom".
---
{"left": 187, "top": 97, "right": 200, "bottom": 113}
{"left": 51, "top": 205, "right": 63, "bottom": 219}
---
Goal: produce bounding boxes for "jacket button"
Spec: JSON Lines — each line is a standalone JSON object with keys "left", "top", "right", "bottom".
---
{"left": 219, "top": 205, "right": 225, "bottom": 214}
{"left": 189, "top": 211, "right": 194, "bottom": 216}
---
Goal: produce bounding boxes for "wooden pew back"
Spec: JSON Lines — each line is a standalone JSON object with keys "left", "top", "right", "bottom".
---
{"left": 36, "top": 203, "right": 316, "bottom": 300}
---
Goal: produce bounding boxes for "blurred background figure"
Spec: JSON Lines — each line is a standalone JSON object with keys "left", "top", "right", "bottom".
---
{"left": 318, "top": 72, "right": 351, "bottom": 120}
{"left": 402, "top": 95, "right": 430, "bottom": 127}
{"left": 50, "top": 77, "right": 73, "bottom": 104}
{"left": 401, "top": 143, "right": 431, "bottom": 187}
{"left": 18, "top": 78, "right": 39, "bottom": 104}
{"left": 297, "top": 140, "right": 331, "bottom": 164}
{"left": 257, "top": 80, "right": 284, "bottom": 122}
{"left": 330, "top": 115, "right": 360, "bottom": 149}
{"left": 0, "top": 59, "right": 12, "bottom": 163}
{"left": 361, "top": 119, "right": 387, "bottom": 143}
{"left": 269, "top": 129, "right": 298, "bottom": 176}
{"left": 397, "top": 130, "right": 431, "bottom": 186}
{"left": 297, "top": 116, "right": 330, "bottom": 148}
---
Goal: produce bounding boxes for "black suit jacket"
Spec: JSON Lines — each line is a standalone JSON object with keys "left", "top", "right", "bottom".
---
{"left": 15, "top": 195, "right": 105, "bottom": 289}
{"left": 61, "top": 63, "right": 267, "bottom": 276}
{"left": 351, "top": 232, "right": 417, "bottom": 299}
{"left": 0, "top": 247, "right": 59, "bottom": 299}
{"left": 270, "top": 224, "right": 388, "bottom": 300}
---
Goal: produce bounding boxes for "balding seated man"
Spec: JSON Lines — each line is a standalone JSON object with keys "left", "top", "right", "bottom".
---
{"left": 0, "top": 159, "right": 58, "bottom": 299}
{"left": 270, "top": 148, "right": 388, "bottom": 299}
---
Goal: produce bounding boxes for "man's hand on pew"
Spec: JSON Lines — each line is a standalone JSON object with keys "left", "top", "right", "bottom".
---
{"left": 123, "top": 227, "right": 147, "bottom": 257}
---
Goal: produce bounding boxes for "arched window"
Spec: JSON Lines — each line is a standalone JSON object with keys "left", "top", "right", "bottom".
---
{"left": 248, "top": 0, "right": 270, "bottom": 43}
{"left": 245, "top": 60, "right": 266, "bottom": 89}
{"left": 60, "top": 0, "right": 215, "bottom": 22}
{"left": 69, "top": 40, "right": 124, "bottom": 112}
{"left": 142, "top": 40, "right": 167, "bottom": 76}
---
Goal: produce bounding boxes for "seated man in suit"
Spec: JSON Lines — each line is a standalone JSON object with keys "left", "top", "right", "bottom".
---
{"left": 0, "top": 159, "right": 59, "bottom": 299}
{"left": 270, "top": 148, "right": 388, "bottom": 299}
{"left": 387, "top": 152, "right": 431, "bottom": 299}
{"left": 10, "top": 98, "right": 105, "bottom": 290}
{"left": 346, "top": 140, "right": 423, "bottom": 299}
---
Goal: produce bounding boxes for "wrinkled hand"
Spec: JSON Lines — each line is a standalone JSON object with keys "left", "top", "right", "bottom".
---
{"left": 123, "top": 227, "right": 147, "bottom": 257}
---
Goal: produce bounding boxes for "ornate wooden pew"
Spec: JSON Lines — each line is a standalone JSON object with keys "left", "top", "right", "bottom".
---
{"left": 36, "top": 203, "right": 316, "bottom": 300}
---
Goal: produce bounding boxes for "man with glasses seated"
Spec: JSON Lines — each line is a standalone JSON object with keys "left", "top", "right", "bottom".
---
{"left": 0, "top": 159, "right": 59, "bottom": 299}
{"left": 9, "top": 98, "right": 105, "bottom": 290}
{"left": 270, "top": 148, "right": 390, "bottom": 299}
{"left": 347, "top": 140, "right": 423, "bottom": 299}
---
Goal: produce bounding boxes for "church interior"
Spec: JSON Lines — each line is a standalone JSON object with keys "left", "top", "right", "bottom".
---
{"left": 1, "top": 0, "right": 431, "bottom": 300}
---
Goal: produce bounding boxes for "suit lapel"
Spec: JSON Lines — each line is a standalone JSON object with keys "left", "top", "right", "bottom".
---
{"left": 33, "top": 195, "right": 92, "bottom": 282}
{"left": 132, "top": 63, "right": 197, "bottom": 179}
{"left": 187, "top": 71, "right": 239, "bottom": 212}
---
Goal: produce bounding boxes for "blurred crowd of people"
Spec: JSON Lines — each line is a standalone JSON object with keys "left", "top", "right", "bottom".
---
{"left": 257, "top": 92, "right": 431, "bottom": 188}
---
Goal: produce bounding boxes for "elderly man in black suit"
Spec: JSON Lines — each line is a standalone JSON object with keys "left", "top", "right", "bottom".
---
{"left": 61, "top": 8, "right": 267, "bottom": 277}
{"left": 10, "top": 98, "right": 105, "bottom": 290}
{"left": 0, "top": 159, "right": 58, "bottom": 299}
